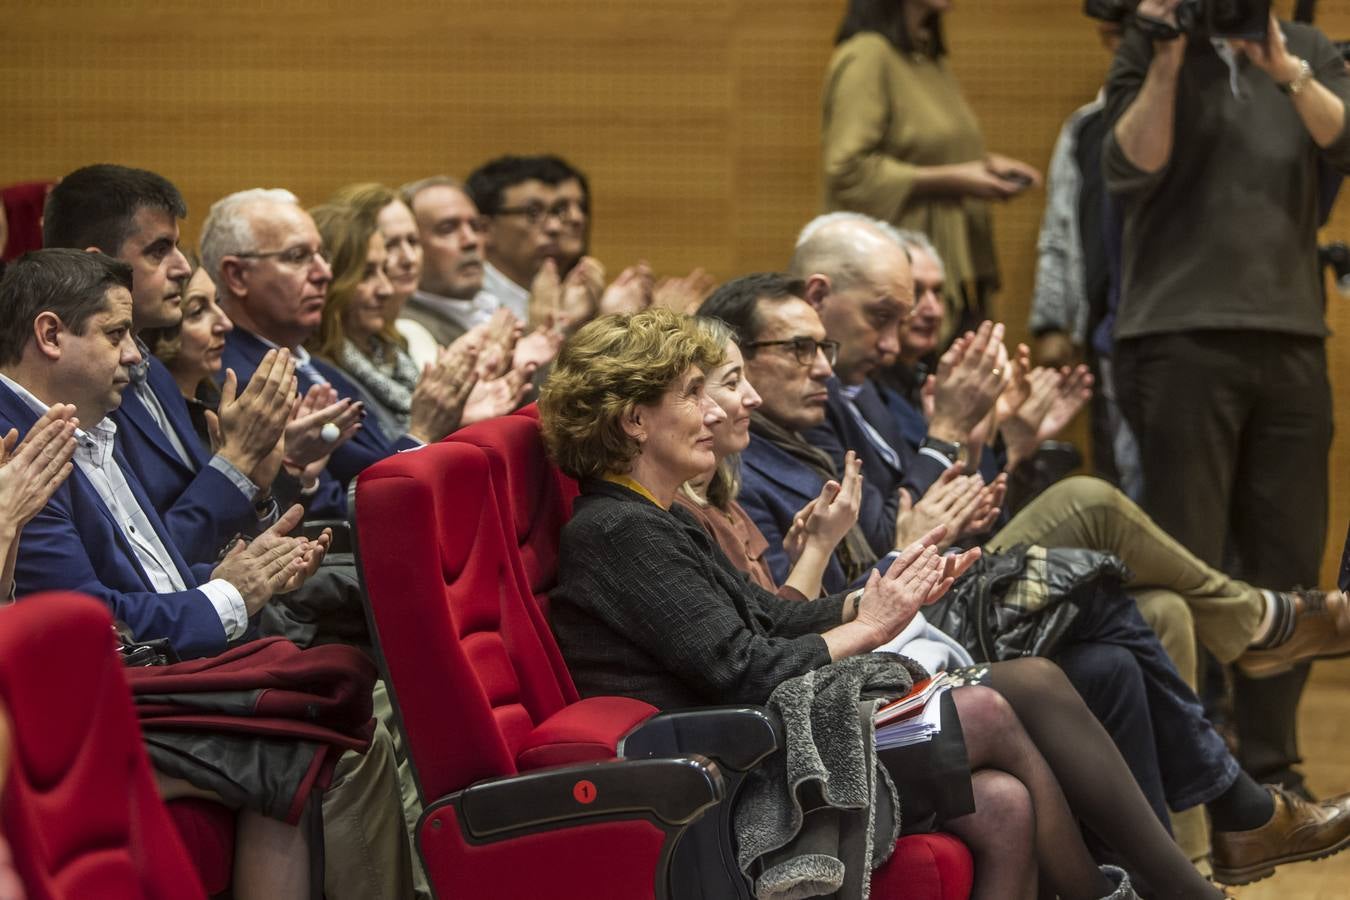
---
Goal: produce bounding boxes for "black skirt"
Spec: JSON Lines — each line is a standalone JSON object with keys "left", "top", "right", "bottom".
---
{"left": 877, "top": 664, "right": 991, "bottom": 835}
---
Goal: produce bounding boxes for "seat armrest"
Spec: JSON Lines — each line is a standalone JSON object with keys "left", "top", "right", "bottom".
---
{"left": 619, "top": 707, "right": 779, "bottom": 772}
{"left": 455, "top": 755, "right": 722, "bottom": 839}
{"left": 515, "top": 695, "right": 658, "bottom": 771}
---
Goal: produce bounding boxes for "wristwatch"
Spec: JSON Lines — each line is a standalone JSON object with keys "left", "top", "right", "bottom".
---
{"left": 1280, "top": 58, "right": 1314, "bottom": 97}
{"left": 920, "top": 435, "right": 964, "bottom": 465}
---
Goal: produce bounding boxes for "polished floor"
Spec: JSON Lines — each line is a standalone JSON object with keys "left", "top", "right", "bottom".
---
{"left": 1233, "top": 658, "right": 1350, "bottom": 899}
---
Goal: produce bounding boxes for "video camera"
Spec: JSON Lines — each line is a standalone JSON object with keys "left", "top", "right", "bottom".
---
{"left": 1084, "top": 0, "right": 1270, "bottom": 40}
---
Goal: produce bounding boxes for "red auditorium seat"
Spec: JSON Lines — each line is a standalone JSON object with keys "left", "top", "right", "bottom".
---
{"left": 451, "top": 407, "right": 974, "bottom": 900}
{"left": 354, "top": 440, "right": 768, "bottom": 898}
{"left": 0, "top": 592, "right": 210, "bottom": 900}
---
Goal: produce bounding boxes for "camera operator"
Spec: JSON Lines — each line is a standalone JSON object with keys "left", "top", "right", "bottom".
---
{"left": 1103, "top": 0, "right": 1350, "bottom": 795}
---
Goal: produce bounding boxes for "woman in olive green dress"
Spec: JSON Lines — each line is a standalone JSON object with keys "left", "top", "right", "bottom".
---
{"left": 821, "top": 0, "right": 1042, "bottom": 337}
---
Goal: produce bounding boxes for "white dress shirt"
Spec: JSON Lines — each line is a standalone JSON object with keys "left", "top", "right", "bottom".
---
{"left": 480, "top": 262, "right": 530, "bottom": 322}
{"left": 0, "top": 375, "right": 249, "bottom": 640}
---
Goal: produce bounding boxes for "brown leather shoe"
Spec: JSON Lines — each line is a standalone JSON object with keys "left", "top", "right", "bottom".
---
{"left": 1235, "top": 590, "right": 1350, "bottom": 679}
{"left": 1211, "top": 786, "right": 1350, "bottom": 885}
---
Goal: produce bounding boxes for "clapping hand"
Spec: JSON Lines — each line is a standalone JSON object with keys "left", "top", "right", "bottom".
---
{"left": 213, "top": 349, "right": 296, "bottom": 483}
{"left": 408, "top": 341, "right": 481, "bottom": 443}
{"left": 475, "top": 309, "right": 520, "bottom": 381}
{"left": 998, "top": 364, "right": 1093, "bottom": 469}
{"left": 855, "top": 526, "right": 949, "bottom": 644}
{"left": 653, "top": 268, "right": 717, "bottom": 315}
{"left": 599, "top": 262, "right": 654, "bottom": 316}
{"left": 283, "top": 384, "right": 363, "bottom": 470}
{"left": 211, "top": 504, "right": 326, "bottom": 616}
{"left": 784, "top": 451, "right": 863, "bottom": 564}
{"left": 513, "top": 327, "right": 563, "bottom": 372}
{"left": 461, "top": 363, "right": 536, "bottom": 425}
{"left": 926, "top": 321, "right": 1012, "bottom": 444}
{"left": 894, "top": 466, "right": 985, "bottom": 552}
{"left": 556, "top": 256, "right": 606, "bottom": 333}
{"left": 961, "top": 473, "right": 1006, "bottom": 538}
{"left": 1038, "top": 364, "right": 1093, "bottom": 440}
{"left": 0, "top": 405, "right": 77, "bottom": 531}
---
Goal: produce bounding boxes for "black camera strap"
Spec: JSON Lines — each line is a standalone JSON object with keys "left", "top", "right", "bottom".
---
{"left": 1135, "top": 13, "right": 1182, "bottom": 41}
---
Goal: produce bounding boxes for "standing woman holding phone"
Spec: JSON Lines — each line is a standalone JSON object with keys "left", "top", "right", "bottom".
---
{"left": 821, "top": 0, "right": 1042, "bottom": 338}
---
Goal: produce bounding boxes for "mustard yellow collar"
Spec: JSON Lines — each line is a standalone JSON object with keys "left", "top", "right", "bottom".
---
{"left": 601, "top": 473, "right": 664, "bottom": 508}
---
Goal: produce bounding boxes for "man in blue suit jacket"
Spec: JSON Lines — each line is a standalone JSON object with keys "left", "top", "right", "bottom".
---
{"left": 0, "top": 249, "right": 420, "bottom": 898}
{"left": 790, "top": 214, "right": 1006, "bottom": 526}
{"left": 202, "top": 189, "right": 466, "bottom": 516}
{"left": 698, "top": 273, "right": 908, "bottom": 594}
{"left": 42, "top": 165, "right": 307, "bottom": 564}
{"left": 0, "top": 249, "right": 323, "bottom": 659}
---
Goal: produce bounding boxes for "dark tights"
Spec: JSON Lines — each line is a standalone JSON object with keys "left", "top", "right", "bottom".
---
{"left": 950, "top": 658, "right": 1223, "bottom": 899}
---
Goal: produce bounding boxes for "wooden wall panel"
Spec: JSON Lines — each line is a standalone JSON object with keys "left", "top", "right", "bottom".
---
{"left": 4, "top": 0, "right": 1350, "bottom": 580}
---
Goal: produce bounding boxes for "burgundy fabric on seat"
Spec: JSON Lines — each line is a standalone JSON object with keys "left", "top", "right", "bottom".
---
{"left": 164, "top": 800, "right": 235, "bottom": 896}
{"left": 449, "top": 413, "right": 974, "bottom": 900}
{"left": 0, "top": 592, "right": 210, "bottom": 900}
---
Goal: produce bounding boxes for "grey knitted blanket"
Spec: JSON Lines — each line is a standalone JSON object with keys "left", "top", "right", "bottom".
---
{"left": 734, "top": 652, "right": 928, "bottom": 900}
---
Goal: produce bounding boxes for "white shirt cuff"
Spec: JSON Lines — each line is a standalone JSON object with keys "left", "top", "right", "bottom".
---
{"left": 209, "top": 454, "right": 262, "bottom": 502}
{"left": 199, "top": 578, "right": 249, "bottom": 640}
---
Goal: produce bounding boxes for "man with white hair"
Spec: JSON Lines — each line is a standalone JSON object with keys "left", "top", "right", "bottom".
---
{"left": 204, "top": 188, "right": 467, "bottom": 517}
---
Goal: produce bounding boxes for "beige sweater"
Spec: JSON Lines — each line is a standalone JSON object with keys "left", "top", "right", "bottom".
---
{"left": 821, "top": 32, "right": 999, "bottom": 304}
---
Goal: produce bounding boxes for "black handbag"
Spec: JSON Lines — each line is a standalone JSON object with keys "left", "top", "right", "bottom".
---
{"left": 924, "top": 544, "right": 1132, "bottom": 663}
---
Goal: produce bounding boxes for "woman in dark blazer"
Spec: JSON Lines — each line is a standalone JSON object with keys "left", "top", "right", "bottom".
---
{"left": 538, "top": 309, "right": 1240, "bottom": 899}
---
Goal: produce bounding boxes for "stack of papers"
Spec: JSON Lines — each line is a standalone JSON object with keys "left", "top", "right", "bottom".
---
{"left": 874, "top": 673, "right": 951, "bottom": 750}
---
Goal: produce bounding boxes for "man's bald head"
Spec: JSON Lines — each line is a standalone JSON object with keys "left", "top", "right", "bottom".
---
{"left": 789, "top": 212, "right": 913, "bottom": 384}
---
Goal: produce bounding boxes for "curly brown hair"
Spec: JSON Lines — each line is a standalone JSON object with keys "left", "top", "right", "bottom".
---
{"left": 539, "top": 308, "right": 725, "bottom": 481}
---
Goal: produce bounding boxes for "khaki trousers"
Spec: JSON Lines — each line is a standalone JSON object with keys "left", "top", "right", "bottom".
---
{"left": 986, "top": 476, "right": 1263, "bottom": 665}
{"left": 322, "top": 679, "right": 426, "bottom": 900}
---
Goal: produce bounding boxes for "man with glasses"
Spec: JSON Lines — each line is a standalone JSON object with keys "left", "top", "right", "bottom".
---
{"left": 203, "top": 189, "right": 461, "bottom": 518}
{"left": 702, "top": 272, "right": 915, "bottom": 594}
{"left": 465, "top": 154, "right": 590, "bottom": 321}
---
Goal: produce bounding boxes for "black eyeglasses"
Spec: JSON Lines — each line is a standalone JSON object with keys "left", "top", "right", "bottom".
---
{"left": 493, "top": 199, "right": 588, "bottom": 226}
{"left": 235, "top": 245, "right": 326, "bottom": 268}
{"left": 743, "top": 337, "right": 839, "bottom": 367}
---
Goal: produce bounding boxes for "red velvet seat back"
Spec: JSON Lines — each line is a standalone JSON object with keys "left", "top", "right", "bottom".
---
{"left": 354, "top": 442, "right": 571, "bottom": 802}
{"left": 0, "top": 592, "right": 206, "bottom": 900}
{"left": 450, "top": 413, "right": 581, "bottom": 703}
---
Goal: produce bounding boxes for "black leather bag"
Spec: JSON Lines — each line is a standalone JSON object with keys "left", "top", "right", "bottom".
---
{"left": 923, "top": 544, "right": 1132, "bottom": 663}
